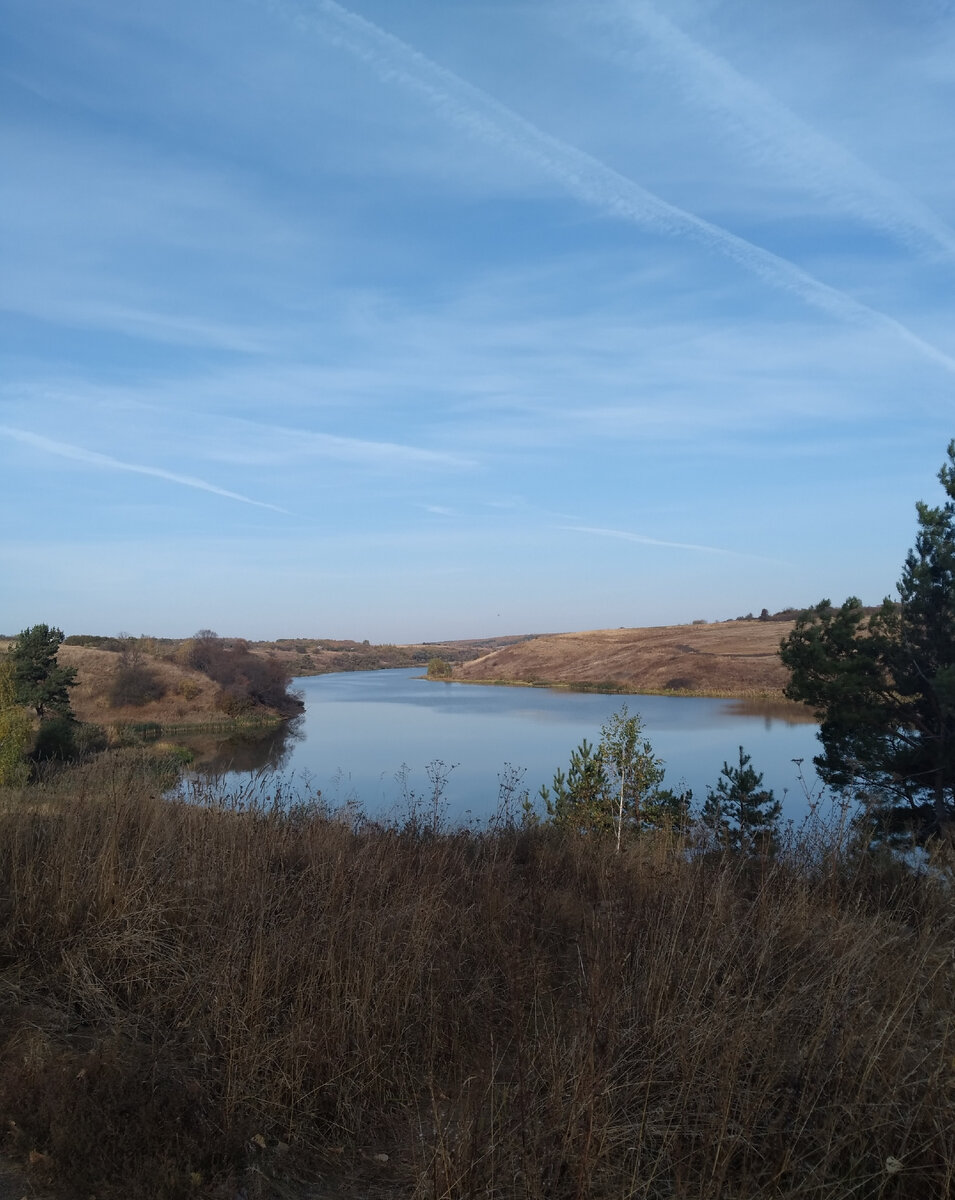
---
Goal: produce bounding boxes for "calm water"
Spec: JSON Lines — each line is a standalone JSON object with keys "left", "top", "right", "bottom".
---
{"left": 192, "top": 668, "right": 824, "bottom": 826}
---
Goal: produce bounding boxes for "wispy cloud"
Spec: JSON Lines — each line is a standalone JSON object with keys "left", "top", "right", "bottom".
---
{"left": 208, "top": 420, "right": 477, "bottom": 470}
{"left": 0, "top": 427, "right": 290, "bottom": 513}
{"left": 605, "top": 1, "right": 955, "bottom": 260}
{"left": 561, "top": 524, "right": 788, "bottom": 564}
{"left": 277, "top": 0, "right": 955, "bottom": 376}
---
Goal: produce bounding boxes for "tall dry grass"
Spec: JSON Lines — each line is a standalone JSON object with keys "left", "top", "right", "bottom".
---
{"left": 0, "top": 752, "right": 953, "bottom": 1199}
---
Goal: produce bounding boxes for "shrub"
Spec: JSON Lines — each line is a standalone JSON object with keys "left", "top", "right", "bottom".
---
{"left": 183, "top": 632, "right": 302, "bottom": 716}
{"left": 108, "top": 662, "right": 166, "bottom": 708}
{"left": 30, "top": 716, "right": 79, "bottom": 762}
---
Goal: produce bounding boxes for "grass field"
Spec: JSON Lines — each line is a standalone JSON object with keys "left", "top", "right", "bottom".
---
{"left": 454, "top": 618, "right": 799, "bottom": 697}
{"left": 0, "top": 752, "right": 952, "bottom": 1198}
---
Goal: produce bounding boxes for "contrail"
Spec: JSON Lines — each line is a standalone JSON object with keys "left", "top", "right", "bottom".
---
{"left": 278, "top": 0, "right": 955, "bottom": 376}
{"left": 610, "top": 1, "right": 955, "bottom": 261}
{"left": 1, "top": 426, "right": 290, "bottom": 513}
{"left": 563, "top": 524, "right": 789, "bottom": 565}
{"left": 225, "top": 419, "right": 476, "bottom": 470}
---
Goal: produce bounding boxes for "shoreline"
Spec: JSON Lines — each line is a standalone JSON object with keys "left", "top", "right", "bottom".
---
{"left": 424, "top": 672, "right": 808, "bottom": 706}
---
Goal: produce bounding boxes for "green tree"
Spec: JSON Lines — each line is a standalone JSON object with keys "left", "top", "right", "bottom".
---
{"left": 540, "top": 737, "right": 610, "bottom": 833}
{"left": 426, "top": 657, "right": 453, "bottom": 680}
{"left": 540, "top": 706, "right": 685, "bottom": 840}
{"left": 701, "top": 746, "right": 780, "bottom": 853}
{"left": 0, "top": 657, "right": 32, "bottom": 786}
{"left": 10, "top": 624, "right": 77, "bottom": 720}
{"left": 781, "top": 442, "right": 955, "bottom": 842}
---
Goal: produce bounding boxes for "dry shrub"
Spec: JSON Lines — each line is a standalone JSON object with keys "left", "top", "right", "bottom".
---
{"left": 0, "top": 756, "right": 953, "bottom": 1198}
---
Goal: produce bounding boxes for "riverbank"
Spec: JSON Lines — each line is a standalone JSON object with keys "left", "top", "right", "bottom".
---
{"left": 453, "top": 616, "right": 799, "bottom": 696}
{"left": 0, "top": 751, "right": 951, "bottom": 1198}
{"left": 439, "top": 673, "right": 812, "bottom": 708}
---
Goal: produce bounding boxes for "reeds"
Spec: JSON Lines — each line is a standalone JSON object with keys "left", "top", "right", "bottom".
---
{"left": 0, "top": 752, "right": 952, "bottom": 1198}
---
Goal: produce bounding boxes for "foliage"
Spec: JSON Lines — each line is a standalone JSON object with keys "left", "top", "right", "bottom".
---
{"left": 426, "top": 656, "right": 453, "bottom": 680}
{"left": 63, "top": 634, "right": 124, "bottom": 651}
{"left": 700, "top": 745, "right": 781, "bottom": 853}
{"left": 30, "top": 715, "right": 80, "bottom": 763}
{"left": 9, "top": 624, "right": 77, "bottom": 720}
{"left": 781, "top": 441, "right": 955, "bottom": 842}
{"left": 0, "top": 658, "right": 31, "bottom": 786}
{"left": 540, "top": 705, "right": 687, "bottom": 838}
{"left": 108, "top": 635, "right": 167, "bottom": 708}
{"left": 181, "top": 631, "right": 303, "bottom": 717}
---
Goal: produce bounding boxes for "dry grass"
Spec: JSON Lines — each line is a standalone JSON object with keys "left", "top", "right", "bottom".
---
{"left": 455, "top": 620, "right": 798, "bottom": 697}
{"left": 57, "top": 645, "right": 226, "bottom": 727}
{"left": 0, "top": 755, "right": 953, "bottom": 1198}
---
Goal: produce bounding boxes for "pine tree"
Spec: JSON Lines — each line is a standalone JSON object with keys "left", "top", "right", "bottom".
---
{"left": 701, "top": 746, "right": 780, "bottom": 854}
{"left": 781, "top": 441, "right": 955, "bottom": 841}
{"left": 9, "top": 624, "right": 77, "bottom": 720}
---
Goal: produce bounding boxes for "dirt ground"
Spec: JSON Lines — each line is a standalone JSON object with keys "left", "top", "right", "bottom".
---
{"left": 454, "top": 618, "right": 798, "bottom": 695}
{"left": 0, "top": 1157, "right": 55, "bottom": 1199}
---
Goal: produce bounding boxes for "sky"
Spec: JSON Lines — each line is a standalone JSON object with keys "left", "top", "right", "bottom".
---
{"left": 2, "top": 0, "right": 955, "bottom": 642}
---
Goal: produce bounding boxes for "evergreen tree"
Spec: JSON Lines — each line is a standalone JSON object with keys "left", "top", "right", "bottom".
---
{"left": 9, "top": 624, "right": 77, "bottom": 720}
{"left": 701, "top": 746, "right": 780, "bottom": 853}
{"left": 781, "top": 441, "right": 955, "bottom": 841}
{"left": 540, "top": 737, "right": 610, "bottom": 832}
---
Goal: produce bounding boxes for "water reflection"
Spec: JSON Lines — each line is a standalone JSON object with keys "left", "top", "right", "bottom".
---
{"left": 199, "top": 669, "right": 824, "bottom": 827}
{"left": 181, "top": 717, "right": 304, "bottom": 777}
{"left": 725, "top": 697, "right": 817, "bottom": 727}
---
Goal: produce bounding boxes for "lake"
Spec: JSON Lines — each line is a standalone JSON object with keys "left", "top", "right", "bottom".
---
{"left": 189, "top": 668, "right": 825, "bottom": 827}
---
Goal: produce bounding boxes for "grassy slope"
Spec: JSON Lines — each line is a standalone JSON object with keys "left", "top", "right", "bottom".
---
{"left": 57, "top": 645, "right": 229, "bottom": 727}
{"left": 0, "top": 757, "right": 952, "bottom": 1199}
{"left": 455, "top": 618, "right": 797, "bottom": 696}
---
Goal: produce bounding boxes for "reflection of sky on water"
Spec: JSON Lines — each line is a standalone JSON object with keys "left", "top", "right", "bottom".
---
{"left": 201, "top": 669, "right": 824, "bottom": 827}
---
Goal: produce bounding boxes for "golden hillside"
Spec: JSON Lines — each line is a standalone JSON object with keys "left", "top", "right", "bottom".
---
{"left": 454, "top": 618, "right": 797, "bottom": 696}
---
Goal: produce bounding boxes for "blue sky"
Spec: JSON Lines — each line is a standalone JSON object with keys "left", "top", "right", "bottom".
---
{"left": 2, "top": 0, "right": 954, "bottom": 641}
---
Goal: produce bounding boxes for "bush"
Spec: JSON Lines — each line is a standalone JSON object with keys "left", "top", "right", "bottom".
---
{"left": 108, "top": 662, "right": 166, "bottom": 709}
{"left": 183, "top": 632, "right": 303, "bottom": 716}
{"left": 63, "top": 634, "right": 124, "bottom": 651}
{"left": 30, "top": 716, "right": 79, "bottom": 762}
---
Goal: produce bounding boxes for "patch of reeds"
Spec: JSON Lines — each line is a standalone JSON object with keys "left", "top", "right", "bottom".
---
{"left": 0, "top": 752, "right": 953, "bottom": 1198}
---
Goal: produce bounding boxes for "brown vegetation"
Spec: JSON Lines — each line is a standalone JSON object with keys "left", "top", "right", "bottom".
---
{"left": 58, "top": 644, "right": 226, "bottom": 727}
{"left": 0, "top": 755, "right": 952, "bottom": 1198}
{"left": 455, "top": 618, "right": 798, "bottom": 696}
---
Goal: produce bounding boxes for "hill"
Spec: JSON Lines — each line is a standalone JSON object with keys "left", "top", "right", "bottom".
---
{"left": 57, "top": 644, "right": 232, "bottom": 727}
{"left": 453, "top": 618, "right": 797, "bottom": 697}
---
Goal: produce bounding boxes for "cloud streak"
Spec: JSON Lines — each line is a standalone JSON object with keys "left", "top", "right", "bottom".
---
{"left": 562, "top": 524, "right": 788, "bottom": 564}
{"left": 0, "top": 427, "right": 290, "bottom": 513}
{"left": 276, "top": 0, "right": 955, "bottom": 376}
{"left": 608, "top": 1, "right": 955, "bottom": 261}
{"left": 211, "top": 420, "right": 477, "bottom": 470}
